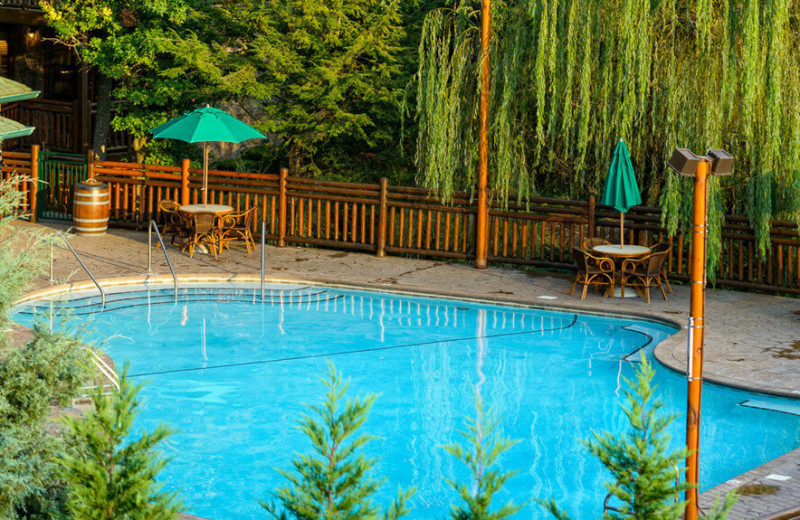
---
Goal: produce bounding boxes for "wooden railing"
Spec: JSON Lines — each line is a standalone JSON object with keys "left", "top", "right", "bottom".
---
{"left": 3, "top": 147, "right": 799, "bottom": 295}
{"left": 0, "top": 148, "right": 37, "bottom": 220}
{"left": 0, "top": 99, "right": 133, "bottom": 154}
{"left": 0, "top": 0, "right": 41, "bottom": 8}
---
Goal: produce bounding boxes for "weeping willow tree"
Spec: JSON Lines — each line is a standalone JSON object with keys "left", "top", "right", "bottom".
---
{"left": 416, "top": 0, "right": 800, "bottom": 269}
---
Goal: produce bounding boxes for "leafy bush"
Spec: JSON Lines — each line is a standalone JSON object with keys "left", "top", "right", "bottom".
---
{"left": 56, "top": 368, "right": 182, "bottom": 520}
{"left": 445, "top": 397, "right": 523, "bottom": 520}
{"left": 541, "top": 355, "right": 737, "bottom": 520}
{"left": 261, "top": 362, "right": 414, "bottom": 520}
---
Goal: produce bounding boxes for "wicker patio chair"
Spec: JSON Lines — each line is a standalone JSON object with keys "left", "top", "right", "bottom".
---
{"left": 569, "top": 247, "right": 615, "bottom": 300}
{"left": 184, "top": 211, "right": 221, "bottom": 259}
{"left": 218, "top": 207, "right": 257, "bottom": 253}
{"left": 651, "top": 241, "right": 673, "bottom": 293}
{"left": 620, "top": 250, "right": 669, "bottom": 303}
{"left": 158, "top": 199, "right": 187, "bottom": 247}
{"left": 582, "top": 237, "right": 611, "bottom": 251}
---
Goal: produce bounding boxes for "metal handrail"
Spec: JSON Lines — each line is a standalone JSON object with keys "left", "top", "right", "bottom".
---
{"left": 146, "top": 220, "right": 178, "bottom": 301}
{"left": 82, "top": 347, "right": 120, "bottom": 393}
{"left": 261, "top": 220, "right": 266, "bottom": 300}
{"left": 57, "top": 231, "right": 106, "bottom": 308}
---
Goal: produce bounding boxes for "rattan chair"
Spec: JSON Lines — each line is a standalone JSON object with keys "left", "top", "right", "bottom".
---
{"left": 569, "top": 247, "right": 615, "bottom": 300}
{"left": 219, "top": 207, "right": 257, "bottom": 253}
{"left": 651, "top": 241, "right": 673, "bottom": 293}
{"left": 582, "top": 237, "right": 611, "bottom": 251}
{"left": 620, "top": 250, "right": 669, "bottom": 303}
{"left": 158, "top": 199, "right": 186, "bottom": 247}
{"left": 184, "top": 212, "right": 221, "bottom": 259}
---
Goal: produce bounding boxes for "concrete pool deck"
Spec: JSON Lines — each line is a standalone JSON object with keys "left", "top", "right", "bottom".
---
{"left": 13, "top": 219, "right": 800, "bottom": 519}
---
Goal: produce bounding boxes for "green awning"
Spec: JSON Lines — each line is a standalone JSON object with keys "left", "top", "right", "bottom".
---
{"left": 0, "top": 77, "right": 40, "bottom": 104}
{"left": 0, "top": 116, "right": 35, "bottom": 141}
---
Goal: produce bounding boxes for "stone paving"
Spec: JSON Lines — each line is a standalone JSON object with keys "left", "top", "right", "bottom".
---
{"left": 12, "top": 219, "right": 800, "bottom": 519}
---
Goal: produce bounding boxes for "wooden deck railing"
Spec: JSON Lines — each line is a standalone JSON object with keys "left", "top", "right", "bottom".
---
{"left": 3, "top": 147, "right": 800, "bottom": 295}
{"left": 0, "top": 148, "right": 37, "bottom": 220}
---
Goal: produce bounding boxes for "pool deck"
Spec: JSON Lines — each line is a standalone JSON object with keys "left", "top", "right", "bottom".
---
{"left": 13, "top": 219, "right": 800, "bottom": 520}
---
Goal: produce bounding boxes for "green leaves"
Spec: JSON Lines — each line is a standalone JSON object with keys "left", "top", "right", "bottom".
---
{"left": 541, "top": 355, "right": 738, "bottom": 520}
{"left": 262, "top": 362, "right": 414, "bottom": 520}
{"left": 56, "top": 367, "right": 182, "bottom": 520}
{"left": 445, "top": 397, "right": 523, "bottom": 520}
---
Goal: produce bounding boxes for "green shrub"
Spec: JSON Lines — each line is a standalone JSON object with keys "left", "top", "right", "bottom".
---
{"left": 261, "top": 362, "right": 414, "bottom": 520}
{"left": 56, "top": 368, "right": 182, "bottom": 520}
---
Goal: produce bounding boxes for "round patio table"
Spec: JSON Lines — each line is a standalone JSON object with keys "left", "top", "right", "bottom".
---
{"left": 592, "top": 244, "right": 651, "bottom": 298}
{"left": 592, "top": 244, "right": 650, "bottom": 258}
{"left": 177, "top": 204, "right": 233, "bottom": 256}
{"left": 177, "top": 204, "right": 234, "bottom": 217}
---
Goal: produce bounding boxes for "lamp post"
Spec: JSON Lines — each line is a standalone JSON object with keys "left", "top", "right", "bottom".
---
{"left": 475, "top": 0, "right": 491, "bottom": 269}
{"left": 667, "top": 148, "right": 733, "bottom": 520}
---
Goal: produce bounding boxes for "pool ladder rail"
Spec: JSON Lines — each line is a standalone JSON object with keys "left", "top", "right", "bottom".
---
{"left": 77, "top": 347, "right": 120, "bottom": 401}
{"left": 53, "top": 230, "right": 106, "bottom": 309}
{"left": 146, "top": 220, "right": 179, "bottom": 302}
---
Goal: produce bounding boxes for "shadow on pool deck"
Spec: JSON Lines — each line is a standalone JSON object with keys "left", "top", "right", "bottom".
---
{"left": 13, "top": 219, "right": 800, "bottom": 520}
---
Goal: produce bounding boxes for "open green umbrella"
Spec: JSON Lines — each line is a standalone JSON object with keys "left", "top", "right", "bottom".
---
{"left": 150, "top": 106, "right": 265, "bottom": 205}
{"left": 600, "top": 140, "right": 642, "bottom": 247}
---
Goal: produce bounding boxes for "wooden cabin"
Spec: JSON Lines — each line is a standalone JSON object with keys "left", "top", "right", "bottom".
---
{"left": 0, "top": 0, "right": 130, "bottom": 155}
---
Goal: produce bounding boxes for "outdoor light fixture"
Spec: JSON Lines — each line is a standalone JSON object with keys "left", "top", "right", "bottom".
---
{"left": 707, "top": 149, "right": 734, "bottom": 176}
{"left": 672, "top": 147, "right": 734, "bottom": 520}
{"left": 667, "top": 148, "right": 701, "bottom": 176}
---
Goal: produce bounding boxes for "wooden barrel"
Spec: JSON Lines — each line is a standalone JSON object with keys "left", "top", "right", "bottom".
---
{"left": 72, "top": 179, "right": 110, "bottom": 236}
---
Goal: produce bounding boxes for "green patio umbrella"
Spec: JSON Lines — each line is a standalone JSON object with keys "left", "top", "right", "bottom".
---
{"left": 150, "top": 106, "right": 265, "bottom": 205}
{"left": 600, "top": 140, "right": 642, "bottom": 247}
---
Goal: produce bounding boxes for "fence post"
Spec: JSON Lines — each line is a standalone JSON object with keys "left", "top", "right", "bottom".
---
{"left": 588, "top": 195, "right": 596, "bottom": 238}
{"left": 181, "top": 159, "right": 190, "bottom": 205}
{"left": 87, "top": 150, "right": 95, "bottom": 180}
{"left": 278, "top": 167, "right": 288, "bottom": 247}
{"left": 377, "top": 177, "right": 388, "bottom": 257}
{"left": 29, "top": 144, "right": 39, "bottom": 223}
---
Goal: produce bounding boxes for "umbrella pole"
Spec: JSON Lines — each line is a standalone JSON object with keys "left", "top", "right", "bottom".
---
{"left": 203, "top": 142, "right": 209, "bottom": 205}
{"left": 620, "top": 212, "right": 624, "bottom": 247}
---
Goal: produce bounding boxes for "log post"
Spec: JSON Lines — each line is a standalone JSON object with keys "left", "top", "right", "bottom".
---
{"left": 588, "top": 195, "right": 596, "bottom": 238}
{"left": 29, "top": 144, "right": 39, "bottom": 223}
{"left": 377, "top": 177, "right": 388, "bottom": 257}
{"left": 181, "top": 159, "right": 190, "bottom": 206}
{"left": 87, "top": 150, "right": 95, "bottom": 180}
{"left": 278, "top": 167, "right": 288, "bottom": 247}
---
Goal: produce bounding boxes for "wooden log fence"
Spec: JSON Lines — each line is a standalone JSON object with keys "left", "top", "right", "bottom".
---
{"left": 2, "top": 146, "right": 800, "bottom": 296}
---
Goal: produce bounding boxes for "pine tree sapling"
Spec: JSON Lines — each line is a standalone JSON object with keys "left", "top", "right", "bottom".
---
{"left": 541, "top": 355, "right": 737, "bottom": 520}
{"left": 262, "top": 362, "right": 414, "bottom": 520}
{"left": 56, "top": 368, "right": 182, "bottom": 520}
{"left": 445, "top": 397, "right": 522, "bottom": 520}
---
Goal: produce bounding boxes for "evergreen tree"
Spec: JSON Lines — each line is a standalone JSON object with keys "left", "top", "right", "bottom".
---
{"left": 0, "top": 180, "right": 92, "bottom": 518}
{"left": 56, "top": 369, "right": 182, "bottom": 520}
{"left": 540, "top": 356, "right": 737, "bottom": 520}
{"left": 261, "top": 362, "right": 414, "bottom": 520}
{"left": 445, "top": 397, "right": 522, "bottom": 520}
{"left": 246, "top": 0, "right": 407, "bottom": 177}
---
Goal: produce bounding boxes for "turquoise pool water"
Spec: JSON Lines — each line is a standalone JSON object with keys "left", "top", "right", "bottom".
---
{"left": 13, "top": 285, "right": 800, "bottom": 519}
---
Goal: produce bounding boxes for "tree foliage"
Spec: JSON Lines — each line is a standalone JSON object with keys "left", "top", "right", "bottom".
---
{"left": 261, "top": 362, "right": 414, "bottom": 520}
{"left": 56, "top": 369, "right": 182, "bottom": 520}
{"left": 416, "top": 0, "right": 800, "bottom": 265}
{"left": 445, "top": 397, "right": 522, "bottom": 520}
{"left": 540, "top": 356, "right": 737, "bottom": 520}
{"left": 0, "top": 180, "right": 92, "bottom": 518}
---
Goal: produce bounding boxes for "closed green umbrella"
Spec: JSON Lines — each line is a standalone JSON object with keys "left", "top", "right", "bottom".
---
{"left": 600, "top": 140, "right": 642, "bottom": 247}
{"left": 150, "top": 106, "right": 265, "bottom": 205}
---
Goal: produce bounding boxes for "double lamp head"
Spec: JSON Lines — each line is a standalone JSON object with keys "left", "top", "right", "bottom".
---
{"left": 667, "top": 148, "right": 733, "bottom": 177}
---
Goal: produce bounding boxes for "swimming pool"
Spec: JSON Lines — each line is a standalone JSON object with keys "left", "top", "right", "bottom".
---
{"left": 13, "top": 284, "right": 800, "bottom": 519}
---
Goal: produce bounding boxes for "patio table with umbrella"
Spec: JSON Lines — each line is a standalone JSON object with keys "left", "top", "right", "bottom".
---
{"left": 150, "top": 106, "right": 265, "bottom": 206}
{"left": 593, "top": 140, "right": 648, "bottom": 297}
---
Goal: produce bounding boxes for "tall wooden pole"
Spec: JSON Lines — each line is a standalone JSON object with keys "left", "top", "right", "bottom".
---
{"left": 475, "top": 0, "right": 491, "bottom": 269}
{"left": 202, "top": 142, "right": 209, "bottom": 205}
{"left": 685, "top": 158, "right": 710, "bottom": 520}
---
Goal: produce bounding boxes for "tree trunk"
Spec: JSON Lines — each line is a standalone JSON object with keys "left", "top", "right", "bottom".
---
{"left": 91, "top": 74, "right": 113, "bottom": 160}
